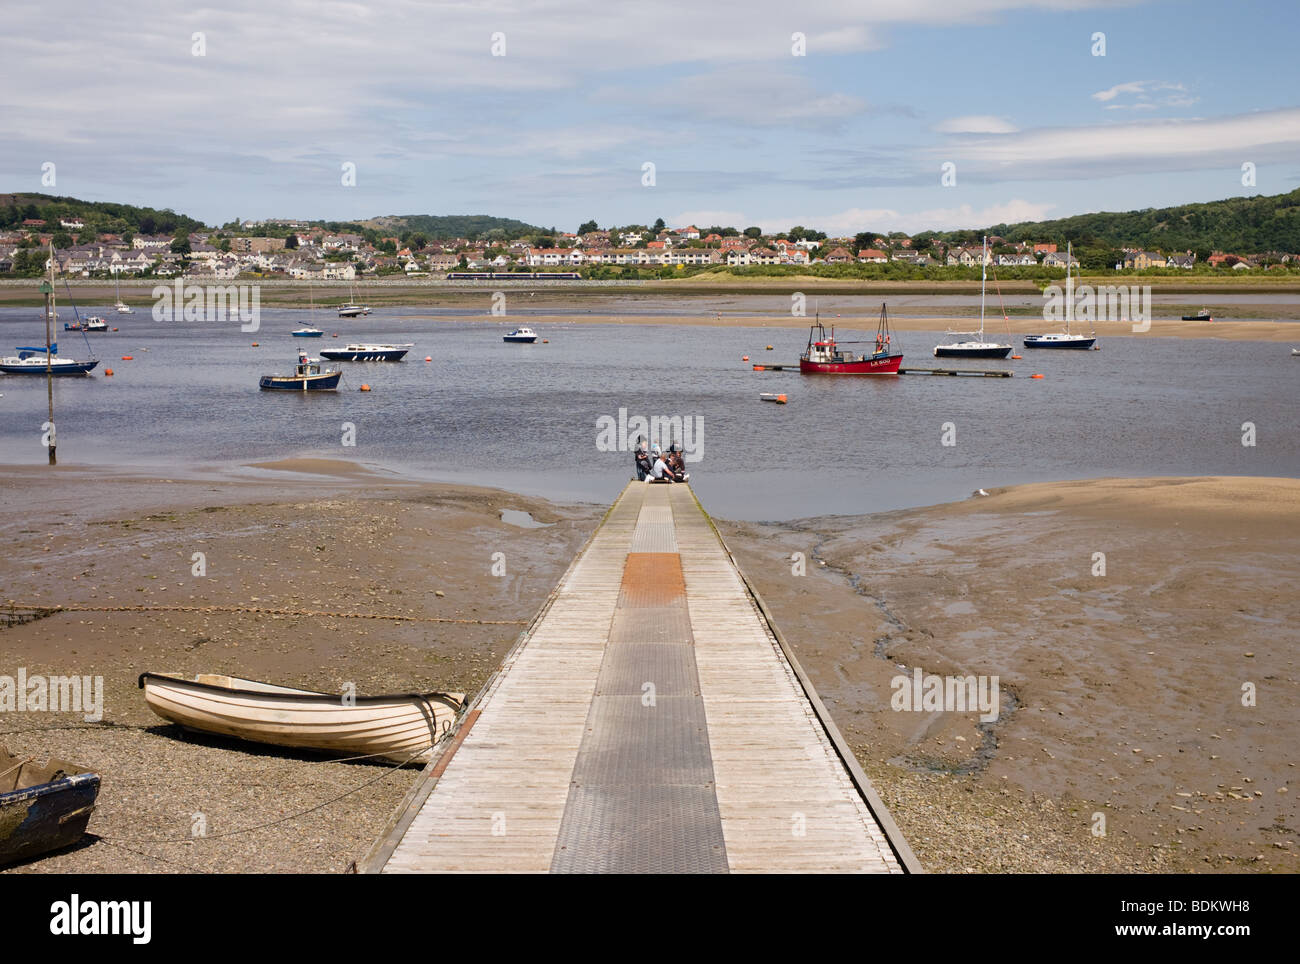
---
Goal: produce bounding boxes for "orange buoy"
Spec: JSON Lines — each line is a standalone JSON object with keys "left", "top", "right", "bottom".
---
{"left": 424, "top": 355, "right": 432, "bottom": 362}
{"left": 742, "top": 355, "right": 749, "bottom": 362}
{"left": 777, "top": 394, "right": 787, "bottom": 404}
{"left": 251, "top": 342, "right": 258, "bottom": 347}
{"left": 121, "top": 355, "right": 133, "bottom": 360}
{"left": 332, "top": 333, "right": 339, "bottom": 338}
{"left": 360, "top": 384, "right": 371, "bottom": 392}
{"left": 1010, "top": 354, "right": 1022, "bottom": 359}
{"left": 112, "top": 327, "right": 118, "bottom": 332}
{"left": 753, "top": 364, "right": 765, "bottom": 371}
{"left": 104, "top": 368, "right": 113, "bottom": 376}
{"left": 1031, "top": 373, "right": 1045, "bottom": 379}
{"left": 542, "top": 339, "right": 549, "bottom": 343}
{"left": 765, "top": 345, "right": 774, "bottom": 350}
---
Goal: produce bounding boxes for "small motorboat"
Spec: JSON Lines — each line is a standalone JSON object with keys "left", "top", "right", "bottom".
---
{"left": 0, "top": 347, "right": 98, "bottom": 376}
{"left": 1, "top": 746, "right": 101, "bottom": 866}
{"left": 64, "top": 316, "right": 109, "bottom": 332}
{"left": 503, "top": 327, "right": 538, "bottom": 343}
{"left": 337, "top": 303, "right": 371, "bottom": 318}
{"left": 292, "top": 326, "right": 324, "bottom": 338}
{"left": 760, "top": 393, "right": 788, "bottom": 404}
{"left": 139, "top": 673, "right": 465, "bottom": 765}
{"left": 1291, "top": 348, "right": 1299, "bottom": 356}
{"left": 319, "top": 343, "right": 413, "bottom": 362}
{"left": 258, "top": 351, "right": 342, "bottom": 391}
{"left": 1182, "top": 309, "right": 1213, "bottom": 321}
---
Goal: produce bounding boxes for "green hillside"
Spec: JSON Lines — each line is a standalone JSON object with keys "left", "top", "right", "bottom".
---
{"left": 362, "top": 214, "right": 547, "bottom": 240}
{"left": 0, "top": 193, "right": 207, "bottom": 237}
{"left": 924, "top": 188, "right": 1300, "bottom": 254}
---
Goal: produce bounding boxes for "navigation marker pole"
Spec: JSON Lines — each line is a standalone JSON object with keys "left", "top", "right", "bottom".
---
{"left": 43, "top": 242, "right": 56, "bottom": 465}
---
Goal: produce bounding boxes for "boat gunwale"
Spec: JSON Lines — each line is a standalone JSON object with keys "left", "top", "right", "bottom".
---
{"left": 138, "top": 671, "right": 463, "bottom": 710}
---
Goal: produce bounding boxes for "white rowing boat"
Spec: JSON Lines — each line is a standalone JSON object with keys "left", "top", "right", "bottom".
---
{"left": 139, "top": 673, "right": 464, "bottom": 765}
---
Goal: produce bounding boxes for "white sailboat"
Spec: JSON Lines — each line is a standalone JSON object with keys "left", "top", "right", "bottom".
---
{"left": 934, "top": 236, "right": 1012, "bottom": 358}
{"left": 113, "top": 270, "right": 132, "bottom": 313}
{"left": 1024, "top": 242, "right": 1096, "bottom": 349}
{"left": 337, "top": 280, "right": 370, "bottom": 318}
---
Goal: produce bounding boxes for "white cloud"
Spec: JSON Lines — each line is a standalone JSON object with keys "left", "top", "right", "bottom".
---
{"left": 942, "top": 108, "right": 1300, "bottom": 174}
{"left": 934, "top": 115, "right": 1019, "bottom": 134}
{"left": 1091, "top": 80, "right": 1198, "bottom": 111}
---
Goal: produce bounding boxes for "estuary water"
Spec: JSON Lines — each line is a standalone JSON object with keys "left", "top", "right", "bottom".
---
{"left": 1, "top": 307, "right": 1296, "bottom": 520}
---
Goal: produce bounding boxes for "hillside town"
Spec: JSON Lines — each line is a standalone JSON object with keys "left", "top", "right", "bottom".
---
{"left": 2, "top": 213, "right": 1297, "bottom": 279}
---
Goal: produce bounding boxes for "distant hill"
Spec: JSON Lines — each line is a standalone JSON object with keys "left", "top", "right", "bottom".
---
{"left": 926, "top": 188, "right": 1300, "bottom": 254}
{"left": 360, "top": 214, "right": 547, "bottom": 240}
{"left": 0, "top": 192, "right": 207, "bottom": 237}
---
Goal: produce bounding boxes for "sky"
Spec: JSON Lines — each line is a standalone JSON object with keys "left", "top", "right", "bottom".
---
{"left": 3, "top": 0, "right": 1298, "bottom": 235}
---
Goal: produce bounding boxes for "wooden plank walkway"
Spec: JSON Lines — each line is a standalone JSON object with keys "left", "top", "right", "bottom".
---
{"left": 362, "top": 482, "right": 919, "bottom": 874}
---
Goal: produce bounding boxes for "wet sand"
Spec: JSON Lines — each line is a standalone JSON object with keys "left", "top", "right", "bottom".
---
{"left": 718, "top": 476, "right": 1300, "bottom": 873}
{"left": 0, "top": 461, "right": 601, "bottom": 873}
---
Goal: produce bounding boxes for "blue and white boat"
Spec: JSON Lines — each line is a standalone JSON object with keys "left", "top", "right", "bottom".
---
{"left": 292, "top": 326, "right": 324, "bottom": 338}
{"left": 259, "top": 352, "right": 342, "bottom": 391}
{"left": 503, "top": 327, "right": 537, "bottom": 343}
{"left": 0, "top": 346, "right": 98, "bottom": 376}
{"left": 319, "top": 343, "right": 412, "bottom": 362}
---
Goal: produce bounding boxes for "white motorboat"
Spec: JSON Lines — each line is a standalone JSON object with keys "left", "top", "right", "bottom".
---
{"left": 503, "top": 327, "right": 537, "bottom": 343}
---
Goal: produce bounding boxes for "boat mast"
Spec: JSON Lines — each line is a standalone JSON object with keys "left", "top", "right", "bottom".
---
{"left": 979, "top": 235, "right": 987, "bottom": 339}
{"left": 44, "top": 241, "right": 56, "bottom": 465}
{"left": 1065, "top": 241, "right": 1073, "bottom": 336}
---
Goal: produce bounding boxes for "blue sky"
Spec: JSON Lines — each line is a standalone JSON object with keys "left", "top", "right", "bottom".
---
{"left": 3, "top": 0, "right": 1297, "bottom": 234}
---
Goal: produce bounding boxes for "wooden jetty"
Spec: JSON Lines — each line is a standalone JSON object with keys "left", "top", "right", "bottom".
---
{"left": 361, "top": 483, "right": 919, "bottom": 874}
{"left": 755, "top": 362, "right": 1011, "bottom": 377}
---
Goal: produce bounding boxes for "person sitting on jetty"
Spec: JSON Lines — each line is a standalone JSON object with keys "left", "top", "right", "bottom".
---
{"left": 634, "top": 437, "right": 652, "bottom": 480}
{"left": 649, "top": 446, "right": 678, "bottom": 483}
{"left": 667, "top": 443, "right": 689, "bottom": 482}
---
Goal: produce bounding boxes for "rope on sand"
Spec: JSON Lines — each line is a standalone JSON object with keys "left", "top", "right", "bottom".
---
{"left": 7, "top": 602, "right": 526, "bottom": 626}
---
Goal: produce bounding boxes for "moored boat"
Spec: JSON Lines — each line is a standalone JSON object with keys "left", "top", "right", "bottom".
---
{"left": 258, "top": 351, "right": 342, "bottom": 391}
{"left": 319, "top": 343, "right": 413, "bottom": 362}
{"left": 1182, "top": 309, "right": 1213, "bottom": 321}
{"left": 760, "top": 392, "right": 788, "bottom": 404}
{"left": 112, "top": 273, "right": 132, "bottom": 313}
{"left": 1, "top": 746, "right": 101, "bottom": 865}
{"left": 292, "top": 326, "right": 324, "bottom": 338}
{"left": 503, "top": 327, "right": 537, "bottom": 343}
{"left": 64, "top": 316, "right": 108, "bottom": 332}
{"left": 934, "top": 237, "right": 1013, "bottom": 359}
{"left": 0, "top": 348, "right": 97, "bottom": 376}
{"left": 1024, "top": 242, "right": 1097, "bottom": 349}
{"left": 800, "top": 303, "right": 902, "bottom": 374}
{"left": 337, "top": 282, "right": 370, "bottom": 317}
{"left": 138, "top": 673, "right": 464, "bottom": 765}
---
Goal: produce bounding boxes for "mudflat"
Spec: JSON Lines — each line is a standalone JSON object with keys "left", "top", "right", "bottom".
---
{"left": 0, "top": 463, "right": 601, "bottom": 873}
{"left": 718, "top": 476, "right": 1300, "bottom": 873}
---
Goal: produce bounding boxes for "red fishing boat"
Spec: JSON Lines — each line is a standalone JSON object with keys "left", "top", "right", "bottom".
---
{"left": 799, "top": 303, "right": 902, "bottom": 375}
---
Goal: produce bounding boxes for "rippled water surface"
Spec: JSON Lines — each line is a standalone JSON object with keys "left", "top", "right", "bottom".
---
{"left": 2, "top": 307, "right": 1296, "bottom": 520}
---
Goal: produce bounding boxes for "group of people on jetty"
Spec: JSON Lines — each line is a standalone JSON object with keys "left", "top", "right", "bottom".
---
{"left": 634, "top": 438, "right": 690, "bottom": 483}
